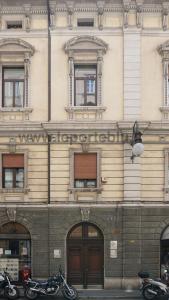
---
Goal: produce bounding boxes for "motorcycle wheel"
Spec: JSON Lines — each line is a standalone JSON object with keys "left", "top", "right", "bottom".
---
{"left": 24, "top": 288, "right": 38, "bottom": 300}
{"left": 62, "top": 286, "right": 78, "bottom": 300}
{"left": 4, "top": 286, "right": 19, "bottom": 300}
{"left": 142, "top": 285, "right": 165, "bottom": 300}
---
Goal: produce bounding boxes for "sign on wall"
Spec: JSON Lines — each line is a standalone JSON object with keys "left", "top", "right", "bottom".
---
{"left": 110, "top": 240, "right": 117, "bottom": 258}
{"left": 0, "top": 258, "right": 19, "bottom": 281}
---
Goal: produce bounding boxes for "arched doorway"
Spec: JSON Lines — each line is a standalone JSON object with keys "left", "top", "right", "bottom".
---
{"left": 67, "top": 222, "right": 104, "bottom": 288}
{"left": 0, "top": 222, "right": 31, "bottom": 282}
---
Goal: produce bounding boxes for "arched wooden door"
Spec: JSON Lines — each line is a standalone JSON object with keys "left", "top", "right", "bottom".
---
{"left": 67, "top": 222, "right": 104, "bottom": 288}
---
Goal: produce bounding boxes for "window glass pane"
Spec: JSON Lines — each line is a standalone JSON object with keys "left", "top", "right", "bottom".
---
{"left": 77, "top": 18, "right": 94, "bottom": 27}
{"left": 4, "top": 68, "right": 24, "bottom": 80}
{"left": 69, "top": 225, "right": 82, "bottom": 238}
{"left": 86, "top": 180, "right": 96, "bottom": 187}
{"left": 88, "top": 225, "right": 99, "bottom": 238}
{"left": 4, "top": 169, "right": 13, "bottom": 188}
{"left": 86, "top": 95, "right": 96, "bottom": 106}
{"left": 87, "top": 79, "right": 95, "bottom": 94}
{"left": 9, "top": 240, "right": 19, "bottom": 255}
{"left": 4, "top": 82, "right": 13, "bottom": 107}
{"left": 16, "top": 168, "right": 24, "bottom": 188}
{"left": 15, "top": 82, "right": 24, "bottom": 107}
{"left": 75, "top": 80, "right": 84, "bottom": 106}
{"left": 75, "top": 180, "right": 85, "bottom": 188}
{"left": 75, "top": 67, "right": 96, "bottom": 78}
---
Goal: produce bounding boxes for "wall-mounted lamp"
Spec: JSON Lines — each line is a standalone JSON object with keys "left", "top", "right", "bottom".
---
{"left": 130, "top": 121, "right": 144, "bottom": 162}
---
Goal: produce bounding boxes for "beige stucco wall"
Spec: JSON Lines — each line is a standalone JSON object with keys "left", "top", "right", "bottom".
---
{"left": 141, "top": 36, "right": 164, "bottom": 121}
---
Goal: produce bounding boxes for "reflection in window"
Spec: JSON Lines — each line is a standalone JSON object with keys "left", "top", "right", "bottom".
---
{"left": 3, "top": 67, "right": 24, "bottom": 107}
{"left": 74, "top": 65, "right": 96, "bottom": 106}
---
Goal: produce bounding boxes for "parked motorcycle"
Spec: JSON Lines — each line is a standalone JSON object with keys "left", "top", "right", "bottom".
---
{"left": 24, "top": 266, "right": 78, "bottom": 300}
{"left": 0, "top": 270, "right": 19, "bottom": 299}
{"left": 138, "top": 271, "right": 168, "bottom": 300}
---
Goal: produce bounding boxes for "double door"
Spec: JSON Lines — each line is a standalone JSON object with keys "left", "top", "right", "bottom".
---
{"left": 67, "top": 223, "right": 104, "bottom": 288}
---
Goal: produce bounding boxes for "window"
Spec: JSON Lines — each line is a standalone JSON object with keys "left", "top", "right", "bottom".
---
{"left": 74, "top": 153, "right": 97, "bottom": 188}
{"left": 0, "top": 39, "right": 35, "bottom": 113}
{"left": 2, "top": 154, "right": 24, "bottom": 188}
{"left": 6, "top": 21, "right": 22, "bottom": 29}
{"left": 2, "top": 67, "right": 24, "bottom": 108}
{"left": 77, "top": 18, "right": 94, "bottom": 27}
{"left": 74, "top": 65, "right": 96, "bottom": 106}
{"left": 64, "top": 36, "right": 107, "bottom": 119}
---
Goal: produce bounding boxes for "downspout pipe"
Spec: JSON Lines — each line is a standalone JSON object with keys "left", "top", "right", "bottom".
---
{"left": 47, "top": 0, "right": 51, "bottom": 205}
{"left": 47, "top": 0, "right": 51, "bottom": 277}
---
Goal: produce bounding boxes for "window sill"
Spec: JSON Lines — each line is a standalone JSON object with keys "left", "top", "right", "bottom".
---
{"left": 0, "top": 107, "right": 33, "bottom": 113}
{"left": 69, "top": 187, "right": 102, "bottom": 193}
{"left": 0, "top": 107, "right": 33, "bottom": 121}
{"left": 0, "top": 188, "right": 30, "bottom": 194}
{"left": 65, "top": 106, "right": 106, "bottom": 120}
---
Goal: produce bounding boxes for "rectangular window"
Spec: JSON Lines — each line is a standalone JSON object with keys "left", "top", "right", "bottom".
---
{"left": 2, "top": 154, "right": 24, "bottom": 188}
{"left": 74, "top": 153, "right": 97, "bottom": 188}
{"left": 74, "top": 65, "right": 97, "bottom": 106}
{"left": 6, "top": 21, "right": 22, "bottom": 29}
{"left": 2, "top": 67, "right": 24, "bottom": 107}
{"left": 77, "top": 18, "right": 94, "bottom": 27}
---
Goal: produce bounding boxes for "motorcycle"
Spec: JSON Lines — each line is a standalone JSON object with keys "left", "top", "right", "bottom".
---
{"left": 24, "top": 266, "right": 78, "bottom": 300}
{"left": 138, "top": 271, "right": 168, "bottom": 300}
{"left": 0, "top": 270, "right": 19, "bottom": 299}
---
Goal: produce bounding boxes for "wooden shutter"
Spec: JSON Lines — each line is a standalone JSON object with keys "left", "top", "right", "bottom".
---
{"left": 2, "top": 154, "right": 24, "bottom": 168}
{"left": 74, "top": 153, "right": 97, "bottom": 179}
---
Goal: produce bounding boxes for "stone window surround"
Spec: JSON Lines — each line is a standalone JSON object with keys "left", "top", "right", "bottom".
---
{"left": 0, "top": 149, "right": 29, "bottom": 194}
{"left": 69, "top": 147, "right": 102, "bottom": 193}
{"left": 64, "top": 36, "right": 108, "bottom": 119}
{"left": 0, "top": 38, "right": 35, "bottom": 113}
{"left": 158, "top": 40, "right": 169, "bottom": 119}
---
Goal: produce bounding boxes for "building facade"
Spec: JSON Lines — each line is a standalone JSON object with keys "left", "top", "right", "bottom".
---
{"left": 1, "top": 0, "right": 169, "bottom": 289}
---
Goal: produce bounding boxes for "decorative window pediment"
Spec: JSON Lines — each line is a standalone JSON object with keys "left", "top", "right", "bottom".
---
{"left": 0, "top": 38, "right": 35, "bottom": 57}
{"left": 0, "top": 39, "right": 35, "bottom": 120}
{"left": 64, "top": 36, "right": 108, "bottom": 57}
{"left": 64, "top": 36, "right": 108, "bottom": 121}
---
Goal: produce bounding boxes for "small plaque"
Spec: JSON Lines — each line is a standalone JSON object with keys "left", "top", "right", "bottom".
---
{"left": 54, "top": 249, "right": 61, "bottom": 258}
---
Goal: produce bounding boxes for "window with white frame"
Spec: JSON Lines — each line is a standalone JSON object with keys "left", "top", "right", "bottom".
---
{"left": 2, "top": 67, "right": 24, "bottom": 108}
{"left": 74, "top": 65, "right": 97, "bottom": 106}
{"left": 64, "top": 36, "right": 108, "bottom": 109}
{"left": 0, "top": 38, "right": 35, "bottom": 109}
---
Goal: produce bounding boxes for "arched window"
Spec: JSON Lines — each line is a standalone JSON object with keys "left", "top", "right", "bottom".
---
{"left": 0, "top": 222, "right": 31, "bottom": 281}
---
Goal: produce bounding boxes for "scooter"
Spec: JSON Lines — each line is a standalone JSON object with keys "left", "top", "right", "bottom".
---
{"left": 138, "top": 271, "right": 168, "bottom": 300}
{"left": 0, "top": 270, "right": 19, "bottom": 299}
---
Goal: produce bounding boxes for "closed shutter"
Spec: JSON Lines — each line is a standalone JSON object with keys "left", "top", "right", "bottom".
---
{"left": 74, "top": 153, "right": 97, "bottom": 179}
{"left": 2, "top": 154, "right": 24, "bottom": 168}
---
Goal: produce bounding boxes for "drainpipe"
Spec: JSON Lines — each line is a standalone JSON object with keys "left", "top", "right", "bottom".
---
{"left": 47, "top": 0, "right": 51, "bottom": 201}
{"left": 47, "top": 0, "right": 51, "bottom": 277}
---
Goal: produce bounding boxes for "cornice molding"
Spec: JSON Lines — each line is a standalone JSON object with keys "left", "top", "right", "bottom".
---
{"left": 0, "top": 3, "right": 168, "bottom": 15}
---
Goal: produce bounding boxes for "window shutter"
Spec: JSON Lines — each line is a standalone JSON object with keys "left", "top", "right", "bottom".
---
{"left": 2, "top": 154, "right": 24, "bottom": 168}
{"left": 74, "top": 153, "right": 97, "bottom": 179}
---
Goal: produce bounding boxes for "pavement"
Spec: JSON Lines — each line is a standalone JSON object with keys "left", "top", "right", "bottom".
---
{"left": 15, "top": 286, "right": 142, "bottom": 300}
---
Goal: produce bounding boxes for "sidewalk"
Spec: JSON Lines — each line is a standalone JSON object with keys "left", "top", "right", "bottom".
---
{"left": 78, "top": 289, "right": 141, "bottom": 299}
{"left": 17, "top": 286, "right": 142, "bottom": 299}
